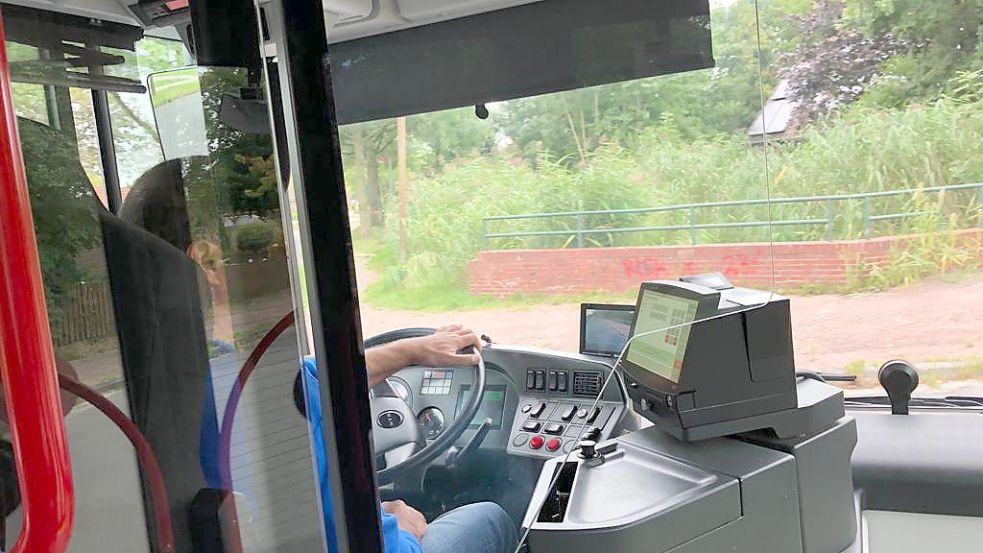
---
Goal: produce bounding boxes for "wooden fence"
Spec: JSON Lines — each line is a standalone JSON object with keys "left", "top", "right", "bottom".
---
{"left": 51, "top": 282, "right": 115, "bottom": 346}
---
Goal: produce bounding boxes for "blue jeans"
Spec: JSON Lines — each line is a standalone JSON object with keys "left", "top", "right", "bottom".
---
{"left": 421, "top": 502, "right": 517, "bottom": 553}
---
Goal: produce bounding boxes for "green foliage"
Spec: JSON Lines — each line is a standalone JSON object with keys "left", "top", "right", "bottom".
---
{"left": 781, "top": 0, "right": 909, "bottom": 124}
{"left": 843, "top": 359, "right": 867, "bottom": 376}
{"left": 848, "top": 191, "right": 982, "bottom": 290}
{"left": 842, "top": 0, "right": 983, "bottom": 105}
{"left": 19, "top": 118, "right": 102, "bottom": 328}
{"left": 408, "top": 109, "right": 497, "bottom": 174}
{"left": 369, "top": 94, "right": 983, "bottom": 299}
{"left": 497, "top": 0, "right": 809, "bottom": 165}
{"left": 233, "top": 220, "right": 282, "bottom": 256}
{"left": 196, "top": 67, "right": 281, "bottom": 219}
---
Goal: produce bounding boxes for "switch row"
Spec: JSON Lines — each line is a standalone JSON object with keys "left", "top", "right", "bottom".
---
{"left": 525, "top": 369, "right": 569, "bottom": 392}
{"left": 521, "top": 421, "right": 564, "bottom": 435}
{"left": 520, "top": 401, "right": 605, "bottom": 425}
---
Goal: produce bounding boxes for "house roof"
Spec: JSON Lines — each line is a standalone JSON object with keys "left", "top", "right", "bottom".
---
{"left": 747, "top": 80, "right": 798, "bottom": 144}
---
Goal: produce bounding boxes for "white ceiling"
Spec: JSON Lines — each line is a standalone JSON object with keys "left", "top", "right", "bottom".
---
{"left": 1, "top": 0, "right": 138, "bottom": 25}
{"left": 0, "top": 0, "right": 545, "bottom": 42}
{"left": 326, "top": 0, "right": 543, "bottom": 42}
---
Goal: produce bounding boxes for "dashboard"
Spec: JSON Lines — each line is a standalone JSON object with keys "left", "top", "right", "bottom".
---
{"left": 379, "top": 345, "right": 629, "bottom": 460}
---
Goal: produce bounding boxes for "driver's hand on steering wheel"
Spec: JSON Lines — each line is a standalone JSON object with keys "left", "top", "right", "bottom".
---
{"left": 409, "top": 324, "right": 483, "bottom": 367}
{"left": 366, "top": 325, "right": 483, "bottom": 388}
{"left": 383, "top": 500, "right": 428, "bottom": 541}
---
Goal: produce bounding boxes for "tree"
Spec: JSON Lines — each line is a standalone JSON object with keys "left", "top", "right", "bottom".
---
{"left": 496, "top": 0, "right": 809, "bottom": 164}
{"left": 197, "top": 67, "right": 280, "bottom": 220}
{"left": 407, "top": 108, "right": 495, "bottom": 174}
{"left": 845, "top": 0, "right": 983, "bottom": 98}
{"left": 19, "top": 117, "right": 102, "bottom": 328}
{"left": 346, "top": 119, "right": 395, "bottom": 233}
{"left": 782, "top": 0, "right": 983, "bottom": 118}
{"left": 340, "top": 106, "right": 495, "bottom": 234}
{"left": 781, "top": 0, "right": 907, "bottom": 124}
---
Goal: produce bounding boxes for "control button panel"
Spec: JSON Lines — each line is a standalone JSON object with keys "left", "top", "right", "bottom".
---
{"left": 508, "top": 396, "right": 624, "bottom": 460}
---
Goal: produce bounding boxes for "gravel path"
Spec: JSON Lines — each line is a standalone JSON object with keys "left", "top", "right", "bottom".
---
{"left": 359, "top": 273, "right": 983, "bottom": 393}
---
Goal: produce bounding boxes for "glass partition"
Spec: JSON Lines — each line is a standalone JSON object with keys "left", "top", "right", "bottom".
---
{"left": 3, "top": 4, "right": 324, "bottom": 551}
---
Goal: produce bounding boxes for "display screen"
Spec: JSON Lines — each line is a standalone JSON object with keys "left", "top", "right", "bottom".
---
{"left": 626, "top": 290, "right": 700, "bottom": 383}
{"left": 455, "top": 385, "right": 507, "bottom": 430}
{"left": 581, "top": 304, "right": 635, "bottom": 356}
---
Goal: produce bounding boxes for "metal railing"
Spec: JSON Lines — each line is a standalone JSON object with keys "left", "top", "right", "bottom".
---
{"left": 480, "top": 182, "right": 983, "bottom": 249}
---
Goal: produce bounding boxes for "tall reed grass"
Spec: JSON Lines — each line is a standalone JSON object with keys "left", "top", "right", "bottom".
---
{"left": 371, "top": 98, "right": 983, "bottom": 293}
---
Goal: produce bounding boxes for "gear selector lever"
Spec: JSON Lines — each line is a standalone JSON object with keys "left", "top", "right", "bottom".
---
{"left": 878, "top": 359, "right": 919, "bottom": 415}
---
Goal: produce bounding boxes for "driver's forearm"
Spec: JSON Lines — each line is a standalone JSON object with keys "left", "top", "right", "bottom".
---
{"left": 365, "top": 339, "right": 417, "bottom": 388}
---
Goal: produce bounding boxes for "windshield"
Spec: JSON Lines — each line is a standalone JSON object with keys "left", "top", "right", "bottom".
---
{"left": 332, "top": 0, "right": 982, "bottom": 401}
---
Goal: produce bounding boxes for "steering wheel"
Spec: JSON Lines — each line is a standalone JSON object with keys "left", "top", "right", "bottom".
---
{"left": 366, "top": 328, "right": 486, "bottom": 486}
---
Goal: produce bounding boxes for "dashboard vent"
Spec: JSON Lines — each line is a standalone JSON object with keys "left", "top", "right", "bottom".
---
{"left": 573, "top": 372, "right": 602, "bottom": 397}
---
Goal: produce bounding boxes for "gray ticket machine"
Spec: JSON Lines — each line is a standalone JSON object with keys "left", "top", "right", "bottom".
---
{"left": 521, "top": 277, "right": 859, "bottom": 553}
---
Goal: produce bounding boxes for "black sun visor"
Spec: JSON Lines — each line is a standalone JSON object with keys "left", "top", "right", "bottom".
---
{"left": 329, "top": 0, "right": 713, "bottom": 125}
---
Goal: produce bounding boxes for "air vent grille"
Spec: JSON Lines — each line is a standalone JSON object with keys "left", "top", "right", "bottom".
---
{"left": 573, "top": 371, "right": 602, "bottom": 397}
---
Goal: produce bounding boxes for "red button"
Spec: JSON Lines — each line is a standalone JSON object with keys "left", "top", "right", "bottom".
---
{"left": 529, "top": 435, "right": 545, "bottom": 450}
{"left": 546, "top": 438, "right": 561, "bottom": 452}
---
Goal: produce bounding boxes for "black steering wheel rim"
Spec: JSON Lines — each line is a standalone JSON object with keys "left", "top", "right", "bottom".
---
{"left": 366, "top": 328, "right": 486, "bottom": 486}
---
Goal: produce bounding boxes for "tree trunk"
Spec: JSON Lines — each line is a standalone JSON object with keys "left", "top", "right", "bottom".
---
{"left": 364, "top": 149, "right": 384, "bottom": 229}
{"left": 350, "top": 126, "right": 372, "bottom": 236}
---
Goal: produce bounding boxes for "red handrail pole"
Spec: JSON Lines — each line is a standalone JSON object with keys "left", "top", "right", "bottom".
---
{"left": 0, "top": 12, "right": 76, "bottom": 553}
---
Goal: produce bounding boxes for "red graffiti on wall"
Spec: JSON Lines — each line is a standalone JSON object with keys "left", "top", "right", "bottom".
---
{"left": 621, "top": 258, "right": 668, "bottom": 279}
{"left": 721, "top": 254, "right": 760, "bottom": 277}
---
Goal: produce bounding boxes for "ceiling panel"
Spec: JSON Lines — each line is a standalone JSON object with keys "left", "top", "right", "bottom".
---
{"left": 394, "top": 0, "right": 538, "bottom": 22}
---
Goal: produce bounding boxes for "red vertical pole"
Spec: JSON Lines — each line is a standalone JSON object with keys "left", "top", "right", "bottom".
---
{"left": 0, "top": 10, "right": 75, "bottom": 553}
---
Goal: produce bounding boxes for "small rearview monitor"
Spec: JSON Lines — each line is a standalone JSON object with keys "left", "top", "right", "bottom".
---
{"left": 580, "top": 304, "right": 635, "bottom": 357}
{"left": 625, "top": 289, "right": 701, "bottom": 383}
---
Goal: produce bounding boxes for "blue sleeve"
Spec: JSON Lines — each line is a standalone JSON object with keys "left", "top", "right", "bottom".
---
{"left": 198, "top": 366, "right": 221, "bottom": 488}
{"left": 381, "top": 508, "right": 423, "bottom": 553}
{"left": 304, "top": 359, "right": 339, "bottom": 552}
{"left": 304, "top": 358, "right": 421, "bottom": 553}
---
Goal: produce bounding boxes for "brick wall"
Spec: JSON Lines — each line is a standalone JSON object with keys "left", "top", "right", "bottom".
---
{"left": 467, "top": 229, "right": 983, "bottom": 295}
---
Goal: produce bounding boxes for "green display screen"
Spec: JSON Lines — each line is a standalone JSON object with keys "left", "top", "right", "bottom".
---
{"left": 626, "top": 290, "right": 700, "bottom": 383}
{"left": 456, "top": 385, "right": 507, "bottom": 429}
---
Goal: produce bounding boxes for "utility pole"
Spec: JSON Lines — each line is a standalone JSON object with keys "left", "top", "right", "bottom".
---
{"left": 397, "top": 116, "right": 408, "bottom": 264}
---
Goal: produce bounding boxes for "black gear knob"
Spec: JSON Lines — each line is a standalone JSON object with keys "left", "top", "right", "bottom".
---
{"left": 878, "top": 359, "right": 919, "bottom": 415}
{"left": 578, "top": 440, "right": 598, "bottom": 459}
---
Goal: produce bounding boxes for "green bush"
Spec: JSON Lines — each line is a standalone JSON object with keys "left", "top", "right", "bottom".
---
{"left": 233, "top": 220, "right": 281, "bottom": 256}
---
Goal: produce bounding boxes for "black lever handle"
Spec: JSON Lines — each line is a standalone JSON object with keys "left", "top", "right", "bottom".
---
{"left": 878, "top": 360, "right": 919, "bottom": 415}
{"left": 451, "top": 417, "right": 493, "bottom": 465}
